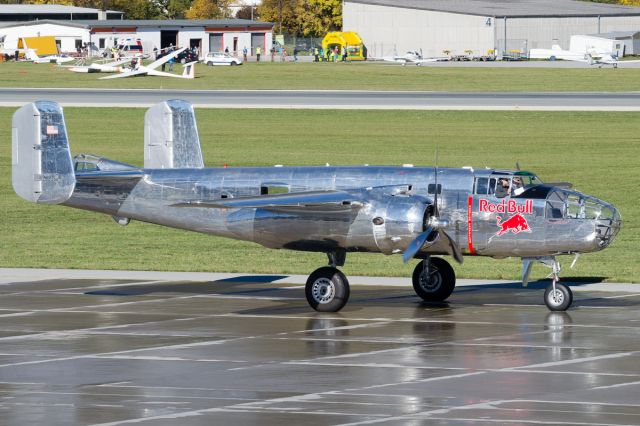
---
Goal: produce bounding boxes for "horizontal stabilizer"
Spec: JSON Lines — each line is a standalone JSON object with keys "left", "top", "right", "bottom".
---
{"left": 144, "top": 100, "right": 204, "bottom": 169}
{"left": 12, "top": 101, "right": 75, "bottom": 204}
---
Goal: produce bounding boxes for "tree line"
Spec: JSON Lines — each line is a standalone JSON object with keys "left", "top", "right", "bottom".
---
{"left": 0, "top": 0, "right": 343, "bottom": 36}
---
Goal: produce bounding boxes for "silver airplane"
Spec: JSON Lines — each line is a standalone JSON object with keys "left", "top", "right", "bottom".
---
{"left": 11, "top": 100, "right": 622, "bottom": 312}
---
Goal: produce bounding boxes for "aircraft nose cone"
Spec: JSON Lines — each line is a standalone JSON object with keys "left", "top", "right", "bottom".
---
{"left": 597, "top": 204, "right": 622, "bottom": 249}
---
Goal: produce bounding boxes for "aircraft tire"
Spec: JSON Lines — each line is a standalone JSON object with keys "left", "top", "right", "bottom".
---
{"left": 305, "top": 267, "right": 350, "bottom": 312}
{"left": 412, "top": 257, "right": 456, "bottom": 302}
{"left": 544, "top": 283, "right": 572, "bottom": 311}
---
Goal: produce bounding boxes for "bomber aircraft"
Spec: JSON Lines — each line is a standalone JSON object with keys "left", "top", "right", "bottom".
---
{"left": 11, "top": 101, "right": 621, "bottom": 312}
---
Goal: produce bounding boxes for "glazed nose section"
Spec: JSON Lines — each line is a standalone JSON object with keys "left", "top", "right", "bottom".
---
{"left": 595, "top": 203, "right": 621, "bottom": 249}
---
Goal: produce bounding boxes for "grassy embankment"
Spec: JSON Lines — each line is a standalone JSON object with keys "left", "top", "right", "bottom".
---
{"left": 1, "top": 107, "right": 638, "bottom": 282}
{"left": 0, "top": 61, "right": 640, "bottom": 91}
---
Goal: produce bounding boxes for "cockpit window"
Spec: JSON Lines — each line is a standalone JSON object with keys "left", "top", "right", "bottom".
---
{"left": 546, "top": 189, "right": 616, "bottom": 220}
{"left": 546, "top": 191, "right": 566, "bottom": 219}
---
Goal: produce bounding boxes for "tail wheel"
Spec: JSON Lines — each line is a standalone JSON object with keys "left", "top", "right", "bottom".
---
{"left": 305, "top": 267, "right": 350, "bottom": 312}
{"left": 412, "top": 257, "right": 456, "bottom": 302}
{"left": 544, "top": 283, "right": 573, "bottom": 311}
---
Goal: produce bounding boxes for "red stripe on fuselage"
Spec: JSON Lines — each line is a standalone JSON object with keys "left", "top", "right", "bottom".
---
{"left": 467, "top": 195, "right": 475, "bottom": 255}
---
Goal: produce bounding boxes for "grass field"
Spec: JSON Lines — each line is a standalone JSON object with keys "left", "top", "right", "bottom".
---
{"left": 1, "top": 61, "right": 640, "bottom": 91}
{"left": 1, "top": 107, "right": 638, "bottom": 282}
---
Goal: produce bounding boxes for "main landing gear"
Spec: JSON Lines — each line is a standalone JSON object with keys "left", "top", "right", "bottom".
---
{"left": 304, "top": 252, "right": 458, "bottom": 312}
{"left": 305, "top": 251, "right": 350, "bottom": 312}
{"left": 412, "top": 257, "right": 456, "bottom": 302}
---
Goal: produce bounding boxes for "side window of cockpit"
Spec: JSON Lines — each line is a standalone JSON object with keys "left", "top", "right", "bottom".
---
{"left": 474, "top": 178, "right": 497, "bottom": 195}
{"left": 545, "top": 191, "right": 565, "bottom": 219}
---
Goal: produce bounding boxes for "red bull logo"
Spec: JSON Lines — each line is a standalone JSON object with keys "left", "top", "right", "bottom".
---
{"left": 495, "top": 213, "right": 531, "bottom": 236}
{"left": 479, "top": 199, "right": 533, "bottom": 238}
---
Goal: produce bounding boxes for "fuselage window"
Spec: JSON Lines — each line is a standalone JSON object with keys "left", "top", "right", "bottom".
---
{"left": 427, "top": 183, "right": 442, "bottom": 195}
{"left": 474, "top": 178, "right": 497, "bottom": 195}
{"left": 261, "top": 185, "right": 289, "bottom": 195}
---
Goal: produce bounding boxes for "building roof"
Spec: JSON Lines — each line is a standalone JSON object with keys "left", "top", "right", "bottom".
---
{"left": 0, "top": 19, "right": 274, "bottom": 30}
{"left": 345, "top": 0, "right": 640, "bottom": 18}
{"left": 587, "top": 31, "right": 640, "bottom": 38}
{"left": 79, "top": 19, "right": 274, "bottom": 28}
{"left": 0, "top": 5, "right": 121, "bottom": 15}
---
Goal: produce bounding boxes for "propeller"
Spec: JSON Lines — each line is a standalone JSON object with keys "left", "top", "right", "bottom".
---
{"left": 402, "top": 150, "right": 464, "bottom": 264}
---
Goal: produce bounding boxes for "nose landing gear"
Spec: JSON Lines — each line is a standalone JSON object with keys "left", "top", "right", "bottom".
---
{"left": 523, "top": 256, "right": 574, "bottom": 311}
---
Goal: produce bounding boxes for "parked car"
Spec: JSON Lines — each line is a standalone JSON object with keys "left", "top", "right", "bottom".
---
{"left": 202, "top": 52, "right": 243, "bottom": 66}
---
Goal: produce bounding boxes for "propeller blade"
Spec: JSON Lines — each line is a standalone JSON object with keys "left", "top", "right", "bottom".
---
{"left": 441, "top": 230, "right": 464, "bottom": 264}
{"left": 402, "top": 226, "right": 434, "bottom": 263}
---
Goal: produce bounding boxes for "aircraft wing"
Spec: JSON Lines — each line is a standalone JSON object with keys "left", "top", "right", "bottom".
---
{"left": 173, "top": 190, "right": 364, "bottom": 213}
{"left": 146, "top": 47, "right": 187, "bottom": 70}
{"left": 99, "top": 69, "right": 149, "bottom": 80}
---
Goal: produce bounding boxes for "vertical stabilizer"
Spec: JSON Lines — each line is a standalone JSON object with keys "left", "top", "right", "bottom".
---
{"left": 144, "top": 99, "right": 204, "bottom": 169}
{"left": 12, "top": 101, "right": 75, "bottom": 204}
{"left": 182, "top": 61, "right": 197, "bottom": 79}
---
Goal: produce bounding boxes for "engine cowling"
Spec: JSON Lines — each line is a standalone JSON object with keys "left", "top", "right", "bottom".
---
{"left": 365, "top": 195, "right": 430, "bottom": 255}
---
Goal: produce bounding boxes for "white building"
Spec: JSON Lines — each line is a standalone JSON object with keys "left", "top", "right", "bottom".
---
{"left": 0, "top": 19, "right": 273, "bottom": 56}
{"left": 570, "top": 31, "right": 640, "bottom": 56}
{"left": 343, "top": 0, "right": 640, "bottom": 58}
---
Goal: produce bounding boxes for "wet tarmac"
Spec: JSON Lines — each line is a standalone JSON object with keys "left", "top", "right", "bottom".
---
{"left": 0, "top": 272, "right": 639, "bottom": 425}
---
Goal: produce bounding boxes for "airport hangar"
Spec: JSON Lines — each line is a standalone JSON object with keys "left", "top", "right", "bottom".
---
{"left": 343, "top": 0, "right": 640, "bottom": 58}
{"left": 0, "top": 18, "right": 274, "bottom": 56}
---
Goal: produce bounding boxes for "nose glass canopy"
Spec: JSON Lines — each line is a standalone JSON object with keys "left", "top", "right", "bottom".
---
{"left": 546, "top": 189, "right": 621, "bottom": 248}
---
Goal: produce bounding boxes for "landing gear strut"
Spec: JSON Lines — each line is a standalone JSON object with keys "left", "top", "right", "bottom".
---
{"left": 412, "top": 257, "right": 456, "bottom": 302}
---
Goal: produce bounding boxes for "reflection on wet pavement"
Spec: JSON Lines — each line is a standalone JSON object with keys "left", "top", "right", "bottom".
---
{"left": 0, "top": 275, "right": 639, "bottom": 425}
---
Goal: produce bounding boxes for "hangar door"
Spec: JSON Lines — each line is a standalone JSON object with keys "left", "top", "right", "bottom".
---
{"left": 251, "top": 33, "right": 264, "bottom": 53}
{"left": 209, "top": 33, "right": 222, "bottom": 52}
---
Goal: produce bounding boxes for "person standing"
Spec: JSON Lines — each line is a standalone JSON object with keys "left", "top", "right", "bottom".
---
{"left": 293, "top": 47, "right": 298, "bottom": 62}
{"left": 256, "top": 46, "right": 261, "bottom": 62}
{"left": 313, "top": 47, "right": 319, "bottom": 62}
{"left": 243, "top": 46, "right": 248, "bottom": 62}
{"left": 168, "top": 56, "right": 174, "bottom": 72}
{"left": 342, "top": 45, "right": 347, "bottom": 62}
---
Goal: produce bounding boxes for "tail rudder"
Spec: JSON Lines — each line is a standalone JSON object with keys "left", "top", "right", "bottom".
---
{"left": 12, "top": 101, "right": 75, "bottom": 204}
{"left": 182, "top": 61, "right": 196, "bottom": 79}
{"left": 25, "top": 49, "right": 38, "bottom": 61}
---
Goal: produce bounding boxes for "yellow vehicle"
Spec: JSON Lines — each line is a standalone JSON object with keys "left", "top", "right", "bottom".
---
{"left": 321, "top": 31, "right": 366, "bottom": 61}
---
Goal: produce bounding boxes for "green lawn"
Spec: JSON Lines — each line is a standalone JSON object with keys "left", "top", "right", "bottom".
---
{"left": 1, "top": 61, "right": 640, "bottom": 91}
{"left": 1, "top": 107, "right": 638, "bottom": 283}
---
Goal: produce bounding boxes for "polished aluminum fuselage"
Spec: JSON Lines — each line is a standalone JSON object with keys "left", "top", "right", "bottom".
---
{"left": 64, "top": 165, "right": 619, "bottom": 259}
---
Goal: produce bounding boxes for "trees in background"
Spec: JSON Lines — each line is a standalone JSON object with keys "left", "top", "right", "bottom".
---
{"left": 258, "top": 0, "right": 341, "bottom": 37}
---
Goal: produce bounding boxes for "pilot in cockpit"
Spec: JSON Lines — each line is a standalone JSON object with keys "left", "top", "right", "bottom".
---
{"left": 495, "top": 178, "right": 509, "bottom": 198}
{"left": 511, "top": 176, "right": 524, "bottom": 196}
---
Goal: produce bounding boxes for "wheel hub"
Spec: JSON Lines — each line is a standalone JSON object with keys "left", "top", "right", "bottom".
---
{"left": 419, "top": 267, "right": 442, "bottom": 293}
{"left": 312, "top": 278, "right": 335, "bottom": 304}
{"left": 548, "top": 289, "right": 564, "bottom": 306}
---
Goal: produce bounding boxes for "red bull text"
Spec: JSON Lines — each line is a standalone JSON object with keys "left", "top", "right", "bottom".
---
{"left": 479, "top": 199, "right": 533, "bottom": 215}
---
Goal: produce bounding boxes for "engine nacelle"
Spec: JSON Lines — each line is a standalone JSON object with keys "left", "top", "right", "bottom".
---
{"left": 366, "top": 195, "right": 429, "bottom": 255}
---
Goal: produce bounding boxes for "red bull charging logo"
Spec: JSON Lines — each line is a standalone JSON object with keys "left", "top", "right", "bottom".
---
{"left": 479, "top": 199, "right": 533, "bottom": 237}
